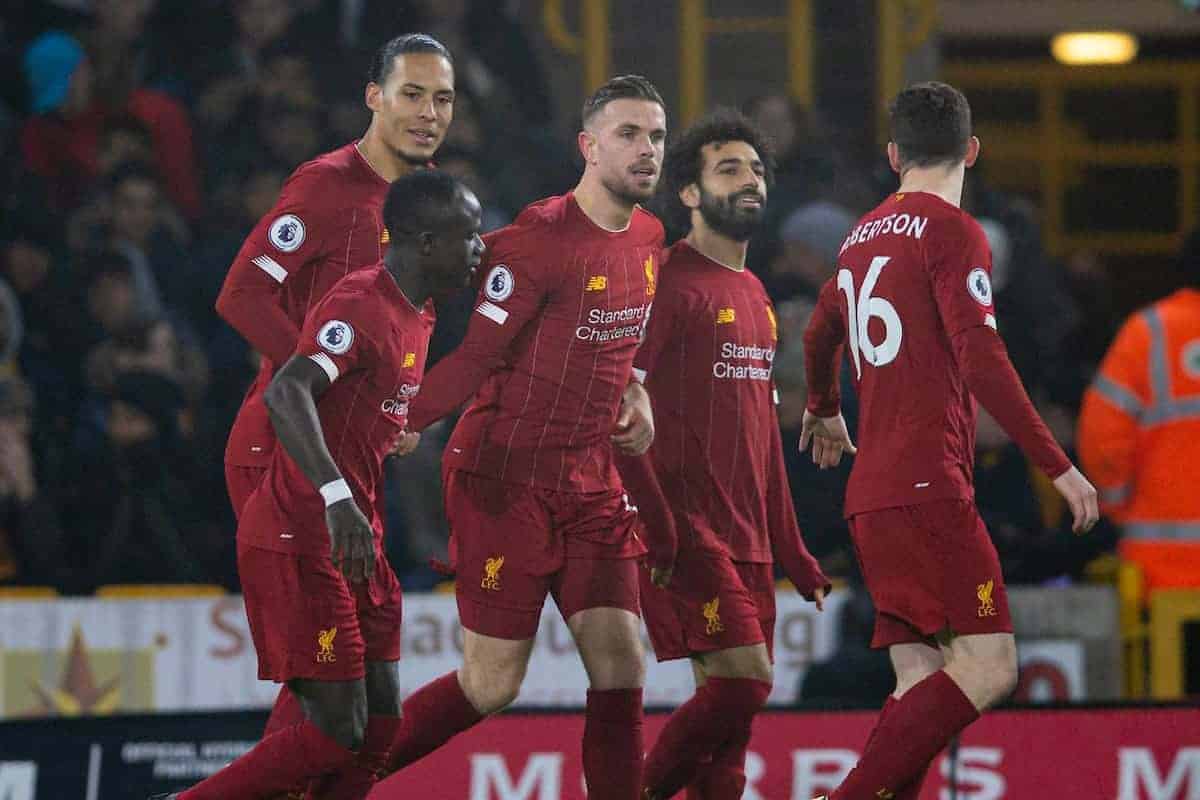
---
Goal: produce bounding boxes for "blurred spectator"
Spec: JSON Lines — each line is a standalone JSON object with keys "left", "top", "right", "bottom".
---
{"left": 20, "top": 30, "right": 203, "bottom": 218}
{"left": 0, "top": 376, "right": 72, "bottom": 589}
{"left": 65, "top": 370, "right": 214, "bottom": 589}
{"left": 1078, "top": 228, "right": 1200, "bottom": 594}
{"left": 770, "top": 200, "right": 856, "bottom": 302}
{"left": 797, "top": 586, "right": 892, "bottom": 708}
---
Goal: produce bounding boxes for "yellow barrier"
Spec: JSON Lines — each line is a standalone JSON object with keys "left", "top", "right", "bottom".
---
{"left": 944, "top": 61, "right": 1200, "bottom": 257}
{"left": 95, "top": 584, "right": 226, "bottom": 599}
{"left": 1117, "top": 561, "right": 1148, "bottom": 698}
{"left": 0, "top": 586, "right": 58, "bottom": 599}
{"left": 1149, "top": 588, "right": 1200, "bottom": 700}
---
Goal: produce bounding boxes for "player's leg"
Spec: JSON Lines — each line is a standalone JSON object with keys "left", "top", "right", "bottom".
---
{"left": 226, "top": 463, "right": 305, "bottom": 746}
{"left": 173, "top": 546, "right": 366, "bottom": 799}
{"left": 379, "top": 470, "right": 550, "bottom": 776}
{"left": 641, "top": 555, "right": 771, "bottom": 800}
{"left": 828, "top": 502, "right": 1013, "bottom": 800}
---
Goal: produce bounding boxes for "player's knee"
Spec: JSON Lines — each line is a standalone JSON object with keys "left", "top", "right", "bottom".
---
{"left": 460, "top": 662, "right": 525, "bottom": 715}
{"left": 595, "top": 636, "right": 646, "bottom": 689}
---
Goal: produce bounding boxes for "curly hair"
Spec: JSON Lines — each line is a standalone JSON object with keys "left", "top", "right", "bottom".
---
{"left": 661, "top": 107, "right": 776, "bottom": 232}
{"left": 889, "top": 81, "right": 972, "bottom": 168}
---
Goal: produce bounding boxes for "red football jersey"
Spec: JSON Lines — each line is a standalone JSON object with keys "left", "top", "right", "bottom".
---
{"left": 810, "top": 192, "right": 998, "bottom": 516}
{"left": 221, "top": 142, "right": 390, "bottom": 468}
{"left": 408, "top": 192, "right": 665, "bottom": 493}
{"left": 238, "top": 265, "right": 435, "bottom": 556}
{"left": 634, "top": 242, "right": 792, "bottom": 563}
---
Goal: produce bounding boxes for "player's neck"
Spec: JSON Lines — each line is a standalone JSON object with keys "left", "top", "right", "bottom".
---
{"left": 686, "top": 225, "right": 747, "bottom": 271}
{"left": 572, "top": 174, "right": 635, "bottom": 232}
{"left": 385, "top": 256, "right": 429, "bottom": 308}
{"left": 357, "top": 127, "right": 418, "bottom": 183}
{"left": 897, "top": 163, "right": 966, "bottom": 208}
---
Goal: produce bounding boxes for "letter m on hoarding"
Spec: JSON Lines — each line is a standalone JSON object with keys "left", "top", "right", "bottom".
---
{"left": 1118, "top": 748, "right": 1200, "bottom": 800}
{"left": 469, "top": 753, "right": 563, "bottom": 800}
{"left": 0, "top": 762, "right": 36, "bottom": 800}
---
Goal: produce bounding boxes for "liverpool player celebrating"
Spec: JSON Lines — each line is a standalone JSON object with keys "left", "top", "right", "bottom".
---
{"left": 801, "top": 82, "right": 1097, "bottom": 800}
{"left": 215, "top": 33, "right": 454, "bottom": 749}
{"left": 618, "top": 109, "right": 830, "bottom": 800}
{"left": 350, "top": 75, "right": 667, "bottom": 800}
{"left": 154, "top": 171, "right": 484, "bottom": 800}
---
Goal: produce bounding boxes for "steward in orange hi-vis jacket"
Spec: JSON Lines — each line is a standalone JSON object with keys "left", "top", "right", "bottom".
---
{"left": 1078, "top": 232, "right": 1200, "bottom": 591}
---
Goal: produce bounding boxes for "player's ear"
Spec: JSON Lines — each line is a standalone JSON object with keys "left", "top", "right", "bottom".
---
{"left": 577, "top": 129, "right": 597, "bottom": 165}
{"left": 365, "top": 81, "right": 383, "bottom": 114}
{"left": 679, "top": 182, "right": 700, "bottom": 211}
{"left": 964, "top": 136, "right": 981, "bottom": 168}
{"left": 886, "top": 141, "right": 902, "bottom": 175}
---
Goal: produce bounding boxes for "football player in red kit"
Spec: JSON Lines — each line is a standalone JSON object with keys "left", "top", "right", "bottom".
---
{"left": 214, "top": 33, "right": 454, "bottom": 758}
{"left": 801, "top": 82, "right": 1098, "bottom": 800}
{"left": 618, "top": 109, "right": 830, "bottom": 800}
{"left": 152, "top": 172, "right": 483, "bottom": 800}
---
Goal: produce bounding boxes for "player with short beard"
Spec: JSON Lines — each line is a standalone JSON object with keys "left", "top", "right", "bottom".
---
{"left": 213, "top": 35, "right": 455, "bottom": 778}
{"left": 338, "top": 75, "right": 669, "bottom": 800}
{"left": 616, "top": 109, "right": 830, "bottom": 800}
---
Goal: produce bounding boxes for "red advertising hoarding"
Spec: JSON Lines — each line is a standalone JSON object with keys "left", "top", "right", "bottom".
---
{"left": 372, "top": 707, "right": 1198, "bottom": 799}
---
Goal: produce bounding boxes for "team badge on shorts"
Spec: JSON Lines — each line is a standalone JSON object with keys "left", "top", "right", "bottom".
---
{"left": 967, "top": 267, "right": 993, "bottom": 306}
{"left": 977, "top": 580, "right": 998, "bottom": 617}
{"left": 269, "top": 214, "right": 306, "bottom": 253}
{"left": 703, "top": 597, "right": 724, "bottom": 635}
{"left": 484, "top": 266, "right": 514, "bottom": 302}
{"left": 317, "top": 627, "right": 338, "bottom": 662}
{"left": 482, "top": 555, "right": 505, "bottom": 591}
{"left": 317, "top": 320, "right": 354, "bottom": 355}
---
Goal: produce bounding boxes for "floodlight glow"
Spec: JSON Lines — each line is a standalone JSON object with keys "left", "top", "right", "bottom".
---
{"left": 1051, "top": 32, "right": 1138, "bottom": 65}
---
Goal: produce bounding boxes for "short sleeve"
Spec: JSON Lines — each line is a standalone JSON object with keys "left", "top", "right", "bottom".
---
{"left": 929, "top": 216, "right": 996, "bottom": 338}
{"left": 471, "top": 227, "right": 552, "bottom": 332}
{"left": 234, "top": 163, "right": 336, "bottom": 286}
{"left": 296, "top": 287, "right": 378, "bottom": 382}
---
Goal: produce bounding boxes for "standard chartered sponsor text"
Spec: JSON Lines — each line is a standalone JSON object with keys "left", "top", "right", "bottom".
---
{"left": 575, "top": 304, "right": 648, "bottom": 342}
{"left": 714, "top": 340, "right": 775, "bottom": 380}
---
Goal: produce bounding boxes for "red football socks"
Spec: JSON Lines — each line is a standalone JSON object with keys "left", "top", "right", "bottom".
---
{"left": 177, "top": 720, "right": 354, "bottom": 799}
{"left": 832, "top": 671, "right": 978, "bottom": 800}
{"left": 583, "top": 688, "right": 645, "bottom": 800}
{"left": 385, "top": 672, "right": 484, "bottom": 772}
{"left": 644, "top": 677, "right": 771, "bottom": 799}
{"left": 684, "top": 709, "right": 756, "bottom": 800}
{"left": 263, "top": 686, "right": 306, "bottom": 735}
{"left": 303, "top": 714, "right": 402, "bottom": 800}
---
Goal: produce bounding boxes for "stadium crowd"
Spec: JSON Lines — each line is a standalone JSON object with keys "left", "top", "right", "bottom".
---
{"left": 0, "top": 0, "right": 1160, "bottom": 601}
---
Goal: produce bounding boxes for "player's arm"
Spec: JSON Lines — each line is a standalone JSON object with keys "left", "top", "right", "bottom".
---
{"left": 407, "top": 233, "right": 551, "bottom": 431}
{"left": 265, "top": 297, "right": 376, "bottom": 581}
{"left": 933, "top": 222, "right": 1098, "bottom": 533}
{"left": 215, "top": 167, "right": 331, "bottom": 366}
{"left": 801, "top": 279, "right": 856, "bottom": 467}
{"left": 1076, "top": 315, "right": 1150, "bottom": 519}
{"left": 766, "top": 404, "right": 831, "bottom": 607}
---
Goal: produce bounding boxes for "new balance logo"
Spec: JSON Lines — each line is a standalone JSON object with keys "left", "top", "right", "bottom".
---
{"left": 586, "top": 275, "right": 607, "bottom": 291}
{"left": 716, "top": 308, "right": 736, "bottom": 324}
{"left": 403, "top": 352, "right": 416, "bottom": 368}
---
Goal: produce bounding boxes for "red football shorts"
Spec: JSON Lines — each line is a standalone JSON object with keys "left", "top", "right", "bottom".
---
{"left": 444, "top": 469, "right": 644, "bottom": 640}
{"left": 225, "top": 464, "right": 267, "bottom": 521}
{"left": 640, "top": 550, "right": 775, "bottom": 662}
{"left": 238, "top": 543, "right": 403, "bottom": 682}
{"left": 848, "top": 498, "right": 1013, "bottom": 648}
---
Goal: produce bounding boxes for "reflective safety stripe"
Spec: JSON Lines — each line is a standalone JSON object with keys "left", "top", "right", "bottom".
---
{"left": 1099, "top": 484, "right": 1131, "bottom": 505}
{"left": 1143, "top": 308, "right": 1170, "bottom": 402}
{"left": 1092, "top": 375, "right": 1144, "bottom": 416}
{"left": 1123, "top": 522, "right": 1200, "bottom": 540}
{"left": 1143, "top": 396, "right": 1200, "bottom": 426}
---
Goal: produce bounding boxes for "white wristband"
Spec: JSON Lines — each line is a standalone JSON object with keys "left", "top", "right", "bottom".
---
{"left": 319, "top": 478, "right": 353, "bottom": 507}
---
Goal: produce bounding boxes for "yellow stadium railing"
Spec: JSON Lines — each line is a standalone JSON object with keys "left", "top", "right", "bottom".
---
{"left": 943, "top": 61, "right": 1200, "bottom": 258}
{"left": 0, "top": 586, "right": 59, "bottom": 599}
{"left": 1117, "top": 560, "right": 1149, "bottom": 698}
{"left": 1149, "top": 588, "right": 1200, "bottom": 700}
{"left": 95, "top": 584, "right": 227, "bottom": 599}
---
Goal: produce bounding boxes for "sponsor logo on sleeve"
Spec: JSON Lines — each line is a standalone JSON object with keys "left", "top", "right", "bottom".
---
{"left": 317, "top": 320, "right": 354, "bottom": 355}
{"left": 268, "top": 214, "right": 306, "bottom": 253}
{"left": 967, "top": 267, "right": 993, "bottom": 306}
{"left": 484, "top": 265, "right": 515, "bottom": 302}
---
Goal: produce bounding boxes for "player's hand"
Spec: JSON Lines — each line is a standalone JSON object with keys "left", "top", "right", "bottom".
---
{"left": 812, "top": 585, "right": 828, "bottom": 612}
{"left": 612, "top": 381, "right": 655, "bottom": 455}
{"left": 388, "top": 430, "right": 421, "bottom": 458}
{"left": 1052, "top": 466, "right": 1099, "bottom": 534}
{"left": 326, "top": 499, "right": 375, "bottom": 583}
{"left": 650, "top": 564, "right": 674, "bottom": 589}
{"left": 798, "top": 410, "right": 857, "bottom": 469}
